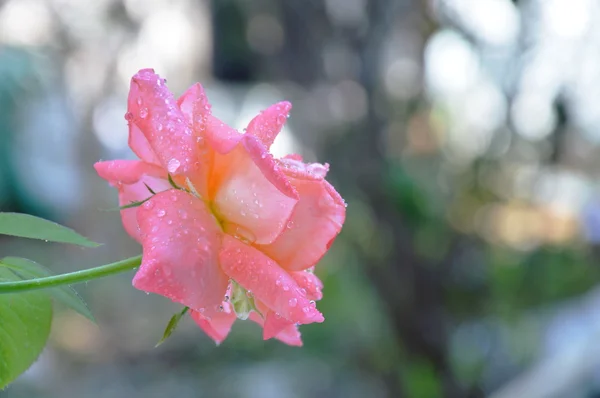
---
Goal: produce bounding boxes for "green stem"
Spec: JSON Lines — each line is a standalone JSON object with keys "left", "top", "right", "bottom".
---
{"left": 0, "top": 255, "right": 142, "bottom": 294}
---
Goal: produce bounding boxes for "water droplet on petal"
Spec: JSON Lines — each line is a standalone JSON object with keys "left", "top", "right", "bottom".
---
{"left": 139, "top": 107, "right": 148, "bottom": 118}
{"left": 157, "top": 209, "right": 166, "bottom": 217}
{"left": 143, "top": 201, "right": 154, "bottom": 209}
{"left": 124, "top": 112, "right": 133, "bottom": 121}
{"left": 167, "top": 158, "right": 181, "bottom": 173}
{"left": 288, "top": 298, "right": 297, "bottom": 307}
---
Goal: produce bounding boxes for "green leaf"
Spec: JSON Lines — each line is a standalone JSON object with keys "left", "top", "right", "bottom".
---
{"left": 156, "top": 307, "right": 189, "bottom": 347}
{"left": 168, "top": 174, "right": 181, "bottom": 190}
{"left": 0, "top": 213, "right": 100, "bottom": 247}
{"left": 0, "top": 267, "right": 53, "bottom": 389}
{"left": 0, "top": 257, "right": 95, "bottom": 322}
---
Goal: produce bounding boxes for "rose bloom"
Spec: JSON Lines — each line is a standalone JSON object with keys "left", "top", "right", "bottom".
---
{"left": 95, "top": 69, "right": 346, "bottom": 346}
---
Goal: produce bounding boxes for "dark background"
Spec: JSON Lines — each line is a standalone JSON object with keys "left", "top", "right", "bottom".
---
{"left": 3, "top": 0, "right": 600, "bottom": 397}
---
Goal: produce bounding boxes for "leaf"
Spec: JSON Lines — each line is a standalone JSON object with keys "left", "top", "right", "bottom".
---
{"left": 0, "top": 257, "right": 95, "bottom": 322}
{"left": 0, "top": 267, "right": 53, "bottom": 389}
{"left": 156, "top": 307, "right": 189, "bottom": 347}
{"left": 0, "top": 213, "right": 100, "bottom": 247}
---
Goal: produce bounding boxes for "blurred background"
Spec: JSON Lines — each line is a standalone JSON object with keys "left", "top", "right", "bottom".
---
{"left": 2, "top": 0, "right": 600, "bottom": 397}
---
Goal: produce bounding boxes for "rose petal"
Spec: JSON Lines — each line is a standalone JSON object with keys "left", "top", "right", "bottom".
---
{"left": 278, "top": 157, "right": 329, "bottom": 181}
{"left": 204, "top": 115, "right": 243, "bottom": 154}
{"left": 290, "top": 270, "right": 324, "bottom": 301}
{"left": 95, "top": 160, "right": 166, "bottom": 184}
{"left": 133, "top": 189, "right": 229, "bottom": 315}
{"left": 95, "top": 160, "right": 170, "bottom": 242}
{"left": 177, "top": 83, "right": 209, "bottom": 125}
{"left": 174, "top": 82, "right": 215, "bottom": 197}
{"left": 258, "top": 179, "right": 346, "bottom": 271}
{"left": 249, "top": 312, "right": 303, "bottom": 346}
{"left": 211, "top": 136, "right": 298, "bottom": 245}
{"left": 128, "top": 68, "right": 199, "bottom": 175}
{"left": 263, "top": 311, "right": 294, "bottom": 340}
{"left": 246, "top": 101, "right": 292, "bottom": 149}
{"left": 128, "top": 121, "right": 161, "bottom": 165}
{"left": 190, "top": 302, "right": 237, "bottom": 345}
{"left": 242, "top": 135, "right": 298, "bottom": 199}
{"left": 219, "top": 235, "right": 324, "bottom": 324}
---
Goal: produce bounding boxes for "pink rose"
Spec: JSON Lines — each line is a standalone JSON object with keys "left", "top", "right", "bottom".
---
{"left": 95, "top": 69, "right": 346, "bottom": 346}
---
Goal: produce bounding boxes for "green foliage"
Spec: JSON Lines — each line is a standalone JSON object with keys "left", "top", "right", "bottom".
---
{"left": 0, "top": 212, "right": 99, "bottom": 247}
{"left": 0, "top": 257, "right": 94, "bottom": 322}
{"left": 156, "top": 307, "right": 189, "bottom": 347}
{"left": 0, "top": 267, "right": 52, "bottom": 389}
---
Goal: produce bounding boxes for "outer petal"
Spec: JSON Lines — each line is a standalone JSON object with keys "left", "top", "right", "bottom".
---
{"left": 95, "top": 160, "right": 170, "bottom": 242}
{"left": 278, "top": 157, "right": 329, "bottom": 181}
{"left": 219, "top": 235, "right": 324, "bottom": 324}
{"left": 177, "top": 83, "right": 209, "bottom": 125}
{"left": 249, "top": 312, "right": 303, "bottom": 346}
{"left": 190, "top": 303, "right": 237, "bottom": 345}
{"left": 246, "top": 101, "right": 292, "bottom": 149}
{"left": 291, "top": 270, "right": 324, "bottom": 301}
{"left": 258, "top": 178, "right": 346, "bottom": 271}
{"left": 211, "top": 135, "right": 298, "bottom": 245}
{"left": 263, "top": 311, "right": 295, "bottom": 340}
{"left": 174, "top": 82, "right": 214, "bottom": 197}
{"left": 128, "top": 69, "right": 199, "bottom": 175}
{"left": 128, "top": 121, "right": 161, "bottom": 165}
{"left": 133, "top": 189, "right": 229, "bottom": 315}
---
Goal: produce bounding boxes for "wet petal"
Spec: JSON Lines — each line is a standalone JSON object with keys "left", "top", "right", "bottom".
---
{"left": 290, "top": 270, "right": 324, "bottom": 301}
{"left": 246, "top": 101, "right": 292, "bottom": 149}
{"left": 258, "top": 179, "right": 346, "bottom": 271}
{"left": 95, "top": 160, "right": 170, "bottom": 242}
{"left": 190, "top": 302, "right": 237, "bottom": 345}
{"left": 278, "top": 157, "right": 329, "bottom": 181}
{"left": 211, "top": 136, "right": 298, "bottom": 245}
{"left": 219, "top": 235, "right": 324, "bottom": 324}
{"left": 249, "top": 311, "right": 303, "bottom": 346}
{"left": 177, "top": 83, "right": 209, "bottom": 125}
{"left": 128, "top": 68, "right": 199, "bottom": 175}
{"left": 133, "top": 189, "right": 228, "bottom": 314}
{"left": 205, "top": 115, "right": 243, "bottom": 154}
{"left": 263, "top": 311, "right": 294, "bottom": 340}
{"left": 128, "top": 121, "right": 161, "bottom": 165}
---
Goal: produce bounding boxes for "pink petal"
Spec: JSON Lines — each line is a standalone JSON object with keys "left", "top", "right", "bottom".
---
{"left": 128, "top": 69, "right": 199, "bottom": 176}
{"left": 219, "top": 235, "right": 324, "bottom": 324}
{"left": 128, "top": 121, "right": 161, "bottom": 165}
{"left": 204, "top": 115, "right": 243, "bottom": 154}
{"left": 190, "top": 303, "right": 237, "bottom": 345}
{"left": 95, "top": 160, "right": 166, "bottom": 184}
{"left": 258, "top": 178, "right": 346, "bottom": 272}
{"left": 95, "top": 160, "right": 170, "bottom": 242}
{"left": 246, "top": 101, "right": 292, "bottom": 149}
{"left": 242, "top": 135, "right": 298, "bottom": 200}
{"left": 278, "top": 157, "right": 329, "bottom": 181}
{"left": 177, "top": 83, "right": 209, "bottom": 125}
{"left": 290, "top": 270, "right": 324, "bottom": 301}
{"left": 173, "top": 82, "right": 214, "bottom": 197}
{"left": 210, "top": 136, "right": 298, "bottom": 245}
{"left": 273, "top": 324, "right": 303, "bottom": 347}
{"left": 263, "top": 311, "right": 294, "bottom": 340}
{"left": 133, "top": 189, "right": 229, "bottom": 315}
{"left": 249, "top": 311, "right": 303, "bottom": 346}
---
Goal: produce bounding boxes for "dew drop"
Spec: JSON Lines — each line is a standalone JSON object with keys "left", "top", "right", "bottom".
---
{"left": 124, "top": 112, "right": 133, "bottom": 121}
{"left": 143, "top": 201, "right": 154, "bottom": 209}
{"left": 157, "top": 209, "right": 166, "bottom": 217}
{"left": 288, "top": 298, "right": 297, "bottom": 307}
{"left": 167, "top": 158, "right": 181, "bottom": 173}
{"left": 139, "top": 107, "right": 148, "bottom": 119}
